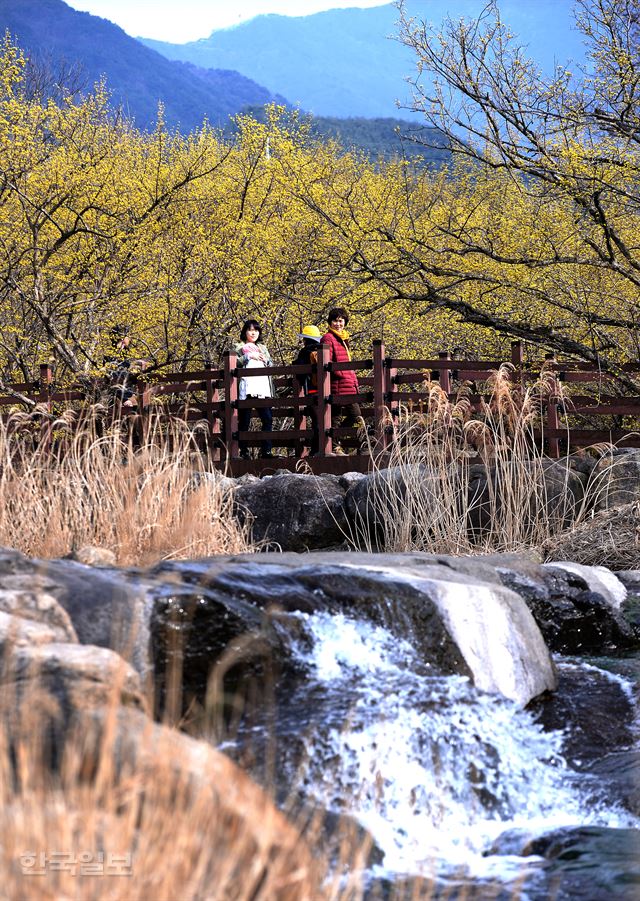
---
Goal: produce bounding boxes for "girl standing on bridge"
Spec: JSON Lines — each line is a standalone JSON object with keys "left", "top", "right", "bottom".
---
{"left": 234, "top": 320, "right": 274, "bottom": 459}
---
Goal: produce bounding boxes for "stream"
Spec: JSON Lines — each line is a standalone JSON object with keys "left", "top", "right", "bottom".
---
{"left": 220, "top": 607, "right": 640, "bottom": 900}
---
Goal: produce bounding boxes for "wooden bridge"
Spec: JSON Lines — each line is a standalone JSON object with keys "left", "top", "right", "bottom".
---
{"left": 2, "top": 341, "right": 640, "bottom": 475}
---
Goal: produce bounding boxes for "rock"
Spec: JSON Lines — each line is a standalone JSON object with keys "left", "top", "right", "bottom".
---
{"left": 530, "top": 663, "right": 636, "bottom": 766}
{"left": 338, "top": 471, "right": 366, "bottom": 489}
{"left": 537, "top": 565, "right": 635, "bottom": 652}
{"left": 614, "top": 569, "right": 640, "bottom": 592}
{"left": 496, "top": 560, "right": 637, "bottom": 653}
{"left": 0, "top": 609, "right": 68, "bottom": 649}
{"left": 190, "top": 470, "right": 236, "bottom": 494}
{"left": 0, "top": 575, "right": 77, "bottom": 641}
{"left": 1, "top": 640, "right": 148, "bottom": 765}
{"left": 71, "top": 546, "right": 117, "bottom": 567}
{"left": 489, "top": 826, "right": 640, "bottom": 901}
{"left": 344, "top": 461, "right": 585, "bottom": 547}
{"left": 586, "top": 750, "right": 640, "bottom": 817}
{"left": 567, "top": 451, "right": 599, "bottom": 478}
{"left": 0, "top": 546, "right": 36, "bottom": 576}
{"left": 615, "top": 570, "right": 640, "bottom": 632}
{"left": 69, "top": 707, "right": 324, "bottom": 900}
{"left": 147, "top": 560, "right": 288, "bottom": 715}
{"left": 590, "top": 449, "right": 640, "bottom": 511}
{"left": 236, "top": 473, "right": 260, "bottom": 485}
{"left": 234, "top": 473, "right": 348, "bottom": 551}
{"left": 545, "top": 561, "right": 627, "bottom": 609}
{"left": 468, "top": 460, "right": 586, "bottom": 535}
{"left": 27, "top": 559, "right": 153, "bottom": 677}
{"left": 343, "top": 465, "right": 436, "bottom": 545}
{"left": 152, "top": 552, "right": 556, "bottom": 707}
{"left": 5, "top": 642, "right": 148, "bottom": 717}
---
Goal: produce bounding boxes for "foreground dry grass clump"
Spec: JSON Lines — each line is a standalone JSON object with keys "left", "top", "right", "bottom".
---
{"left": 0, "top": 676, "right": 330, "bottom": 901}
{"left": 0, "top": 415, "right": 252, "bottom": 564}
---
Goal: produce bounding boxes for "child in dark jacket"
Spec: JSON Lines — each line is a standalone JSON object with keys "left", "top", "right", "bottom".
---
{"left": 292, "top": 325, "right": 322, "bottom": 455}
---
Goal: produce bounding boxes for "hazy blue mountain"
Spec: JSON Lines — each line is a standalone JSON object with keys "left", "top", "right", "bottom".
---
{"left": 142, "top": 1, "right": 586, "bottom": 121}
{"left": 0, "top": 0, "right": 288, "bottom": 130}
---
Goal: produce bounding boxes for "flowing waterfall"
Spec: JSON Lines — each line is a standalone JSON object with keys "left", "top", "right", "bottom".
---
{"left": 282, "top": 610, "right": 637, "bottom": 882}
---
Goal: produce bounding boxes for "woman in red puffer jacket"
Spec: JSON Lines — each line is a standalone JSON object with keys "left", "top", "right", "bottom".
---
{"left": 321, "top": 307, "right": 362, "bottom": 452}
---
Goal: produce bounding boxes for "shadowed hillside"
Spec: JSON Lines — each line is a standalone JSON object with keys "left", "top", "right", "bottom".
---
{"left": 0, "top": 0, "right": 288, "bottom": 130}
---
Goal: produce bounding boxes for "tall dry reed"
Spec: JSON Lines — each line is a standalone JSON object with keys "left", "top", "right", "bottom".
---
{"left": 352, "top": 366, "right": 590, "bottom": 555}
{"left": 0, "top": 411, "right": 252, "bottom": 564}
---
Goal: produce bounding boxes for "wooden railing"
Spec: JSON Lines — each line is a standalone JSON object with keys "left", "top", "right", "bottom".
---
{"left": 2, "top": 341, "right": 640, "bottom": 466}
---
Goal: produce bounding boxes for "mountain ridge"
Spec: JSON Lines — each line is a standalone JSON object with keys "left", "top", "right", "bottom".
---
{"left": 0, "top": 0, "right": 288, "bottom": 131}
{"left": 142, "top": 1, "right": 586, "bottom": 121}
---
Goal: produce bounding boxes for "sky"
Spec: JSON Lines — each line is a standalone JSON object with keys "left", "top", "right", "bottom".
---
{"left": 65, "top": 1, "right": 392, "bottom": 43}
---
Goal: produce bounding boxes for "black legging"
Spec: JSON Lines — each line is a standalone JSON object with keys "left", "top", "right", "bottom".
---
{"left": 238, "top": 403, "right": 273, "bottom": 456}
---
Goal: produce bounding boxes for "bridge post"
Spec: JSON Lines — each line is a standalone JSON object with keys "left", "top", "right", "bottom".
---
{"left": 206, "top": 367, "right": 222, "bottom": 462}
{"left": 38, "top": 363, "right": 53, "bottom": 455}
{"left": 372, "top": 340, "right": 388, "bottom": 450}
{"left": 316, "top": 343, "right": 332, "bottom": 456}
{"left": 546, "top": 398, "right": 561, "bottom": 458}
{"left": 439, "top": 351, "right": 451, "bottom": 394}
{"left": 223, "top": 350, "right": 239, "bottom": 461}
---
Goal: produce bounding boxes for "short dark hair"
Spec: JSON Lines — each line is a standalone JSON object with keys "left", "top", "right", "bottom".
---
{"left": 240, "top": 319, "right": 263, "bottom": 342}
{"left": 327, "top": 307, "right": 349, "bottom": 326}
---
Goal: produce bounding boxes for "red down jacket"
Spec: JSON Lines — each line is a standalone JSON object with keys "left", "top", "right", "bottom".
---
{"left": 321, "top": 330, "right": 359, "bottom": 396}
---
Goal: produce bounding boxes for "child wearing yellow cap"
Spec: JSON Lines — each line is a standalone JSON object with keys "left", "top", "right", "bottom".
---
{"left": 292, "top": 325, "right": 322, "bottom": 454}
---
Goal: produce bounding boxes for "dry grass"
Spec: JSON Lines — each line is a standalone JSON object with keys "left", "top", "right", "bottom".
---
{"left": 0, "top": 412, "right": 253, "bottom": 565}
{"left": 352, "top": 366, "right": 592, "bottom": 555}
{"left": 0, "top": 668, "right": 330, "bottom": 901}
{"left": 543, "top": 499, "right": 640, "bottom": 569}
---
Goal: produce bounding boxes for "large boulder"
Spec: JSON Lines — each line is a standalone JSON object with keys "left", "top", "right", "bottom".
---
{"left": 343, "top": 465, "right": 438, "bottom": 548}
{"left": 151, "top": 552, "right": 557, "bottom": 707}
{"left": 590, "top": 448, "right": 640, "bottom": 512}
{"left": 495, "top": 558, "right": 637, "bottom": 653}
{"left": 344, "top": 461, "right": 586, "bottom": 547}
{"left": 0, "top": 574, "right": 77, "bottom": 641}
{"left": 1, "top": 640, "right": 148, "bottom": 770}
{"left": 467, "top": 460, "right": 586, "bottom": 535}
{"left": 4, "top": 642, "right": 148, "bottom": 722}
{"left": 234, "top": 472, "right": 348, "bottom": 550}
{"left": 24, "top": 558, "right": 153, "bottom": 677}
{"left": 17, "top": 707, "right": 322, "bottom": 901}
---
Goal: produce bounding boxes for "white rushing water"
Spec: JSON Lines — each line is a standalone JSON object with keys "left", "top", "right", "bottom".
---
{"left": 287, "top": 610, "right": 638, "bottom": 881}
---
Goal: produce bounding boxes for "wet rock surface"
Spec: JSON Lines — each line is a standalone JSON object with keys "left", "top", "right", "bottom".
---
{"left": 530, "top": 663, "right": 636, "bottom": 766}
{"left": 150, "top": 552, "right": 556, "bottom": 707}
{"left": 496, "top": 561, "right": 637, "bottom": 653}
{"left": 489, "top": 826, "right": 640, "bottom": 901}
{"left": 28, "top": 558, "right": 153, "bottom": 675}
